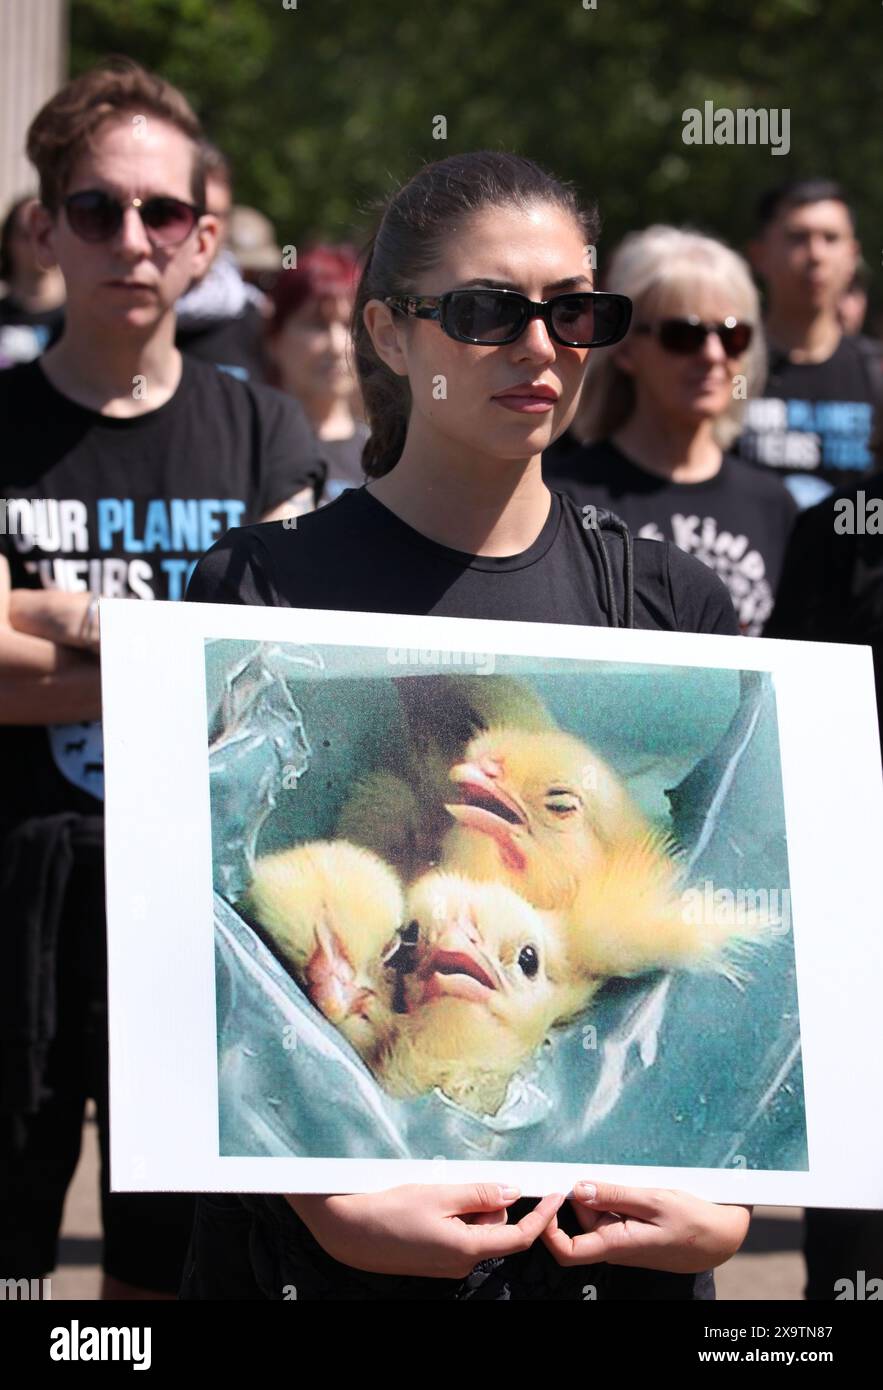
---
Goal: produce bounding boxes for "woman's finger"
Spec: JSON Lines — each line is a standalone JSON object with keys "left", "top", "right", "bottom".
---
{"left": 570, "top": 1180, "right": 667, "bottom": 1222}
{"left": 462, "top": 1193, "right": 567, "bottom": 1257}
{"left": 540, "top": 1212, "right": 663, "bottom": 1267}
{"left": 438, "top": 1182, "right": 523, "bottom": 1215}
{"left": 462, "top": 1207, "right": 508, "bottom": 1226}
{"left": 568, "top": 1197, "right": 607, "bottom": 1235}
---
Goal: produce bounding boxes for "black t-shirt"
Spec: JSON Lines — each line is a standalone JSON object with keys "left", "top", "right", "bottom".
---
{"left": 543, "top": 437, "right": 798, "bottom": 636}
{"left": 0, "top": 355, "right": 327, "bottom": 831}
{"left": 186, "top": 483, "right": 737, "bottom": 634}
{"left": 176, "top": 301, "right": 269, "bottom": 385}
{"left": 765, "top": 471, "right": 883, "bottom": 744}
{"left": 184, "top": 484, "right": 736, "bottom": 1301}
{"left": 733, "top": 334, "right": 883, "bottom": 508}
{"left": 0, "top": 293, "right": 64, "bottom": 367}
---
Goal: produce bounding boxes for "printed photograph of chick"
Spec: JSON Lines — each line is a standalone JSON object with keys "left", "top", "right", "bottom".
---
{"left": 440, "top": 723, "right": 771, "bottom": 990}
{"left": 207, "top": 636, "right": 802, "bottom": 1169}
{"left": 378, "top": 870, "right": 589, "bottom": 1116}
{"left": 440, "top": 723, "right": 653, "bottom": 909}
{"left": 375, "top": 836, "right": 769, "bottom": 1117}
{"left": 237, "top": 673, "right": 775, "bottom": 1121}
{"left": 239, "top": 839, "right": 406, "bottom": 1064}
{"left": 240, "top": 841, "right": 584, "bottom": 1114}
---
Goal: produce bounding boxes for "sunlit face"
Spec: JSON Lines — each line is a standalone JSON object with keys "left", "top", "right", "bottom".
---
{"left": 752, "top": 199, "right": 859, "bottom": 314}
{"left": 33, "top": 115, "right": 217, "bottom": 334}
{"left": 268, "top": 292, "right": 356, "bottom": 401}
{"left": 365, "top": 201, "right": 593, "bottom": 463}
{"left": 616, "top": 286, "right": 751, "bottom": 429}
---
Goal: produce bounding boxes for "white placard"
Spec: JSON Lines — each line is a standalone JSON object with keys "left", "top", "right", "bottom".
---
{"left": 100, "top": 598, "right": 883, "bottom": 1207}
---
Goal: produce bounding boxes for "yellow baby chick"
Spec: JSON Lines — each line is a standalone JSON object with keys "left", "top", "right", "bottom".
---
{"left": 440, "top": 725, "right": 652, "bottom": 911}
{"left": 377, "top": 870, "right": 588, "bottom": 1116}
{"left": 240, "top": 840, "right": 406, "bottom": 1062}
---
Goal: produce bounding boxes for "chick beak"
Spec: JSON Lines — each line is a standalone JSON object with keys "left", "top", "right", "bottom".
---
{"left": 445, "top": 761, "right": 528, "bottom": 872}
{"left": 420, "top": 910, "right": 503, "bottom": 1004}
{"left": 305, "top": 916, "right": 375, "bottom": 1023}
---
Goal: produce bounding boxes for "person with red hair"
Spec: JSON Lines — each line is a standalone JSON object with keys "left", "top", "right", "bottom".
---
{"left": 265, "top": 246, "right": 369, "bottom": 503}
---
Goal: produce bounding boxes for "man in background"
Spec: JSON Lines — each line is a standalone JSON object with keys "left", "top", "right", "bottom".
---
{"left": 174, "top": 142, "right": 272, "bottom": 382}
{"left": 736, "top": 178, "right": 882, "bottom": 510}
{"left": 0, "top": 58, "right": 324, "bottom": 1301}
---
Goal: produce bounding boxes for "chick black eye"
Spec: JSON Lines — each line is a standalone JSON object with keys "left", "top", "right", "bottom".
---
{"left": 546, "top": 794, "right": 580, "bottom": 815}
{"left": 518, "top": 944, "right": 540, "bottom": 978}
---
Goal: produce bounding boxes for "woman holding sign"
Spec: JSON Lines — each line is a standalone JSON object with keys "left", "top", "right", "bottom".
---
{"left": 184, "top": 150, "right": 749, "bottom": 1300}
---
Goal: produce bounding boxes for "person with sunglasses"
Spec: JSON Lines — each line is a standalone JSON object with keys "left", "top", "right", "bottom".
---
{"left": 543, "top": 226, "right": 797, "bottom": 637}
{"left": 735, "top": 178, "right": 882, "bottom": 511}
{"left": 183, "top": 150, "right": 751, "bottom": 1302}
{"left": 0, "top": 60, "right": 326, "bottom": 1302}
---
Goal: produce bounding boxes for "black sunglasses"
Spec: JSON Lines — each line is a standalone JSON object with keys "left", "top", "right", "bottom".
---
{"left": 383, "top": 288, "right": 633, "bottom": 348}
{"left": 634, "top": 315, "right": 754, "bottom": 357}
{"left": 62, "top": 189, "right": 205, "bottom": 248}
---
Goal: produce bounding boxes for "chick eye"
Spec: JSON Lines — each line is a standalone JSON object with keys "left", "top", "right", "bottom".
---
{"left": 545, "top": 790, "right": 580, "bottom": 815}
{"left": 518, "top": 944, "right": 540, "bottom": 978}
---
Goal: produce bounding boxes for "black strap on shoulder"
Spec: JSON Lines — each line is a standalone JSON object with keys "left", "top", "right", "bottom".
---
{"left": 582, "top": 506, "right": 635, "bottom": 629}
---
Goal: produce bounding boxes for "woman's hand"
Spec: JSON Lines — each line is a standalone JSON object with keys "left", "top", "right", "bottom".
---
{"left": 540, "top": 1181, "right": 752, "bottom": 1274}
{"left": 286, "top": 1184, "right": 566, "bottom": 1279}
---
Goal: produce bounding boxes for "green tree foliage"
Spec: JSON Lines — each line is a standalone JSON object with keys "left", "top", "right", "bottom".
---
{"left": 70, "top": 0, "right": 882, "bottom": 279}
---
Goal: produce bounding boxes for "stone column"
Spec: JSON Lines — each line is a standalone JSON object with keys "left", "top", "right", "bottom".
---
{"left": 0, "top": 0, "right": 67, "bottom": 217}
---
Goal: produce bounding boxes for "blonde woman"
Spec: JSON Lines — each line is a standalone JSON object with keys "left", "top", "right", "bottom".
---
{"left": 543, "top": 226, "right": 797, "bottom": 635}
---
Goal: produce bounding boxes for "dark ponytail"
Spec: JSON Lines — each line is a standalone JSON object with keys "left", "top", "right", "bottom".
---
{"left": 350, "top": 150, "right": 601, "bottom": 479}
